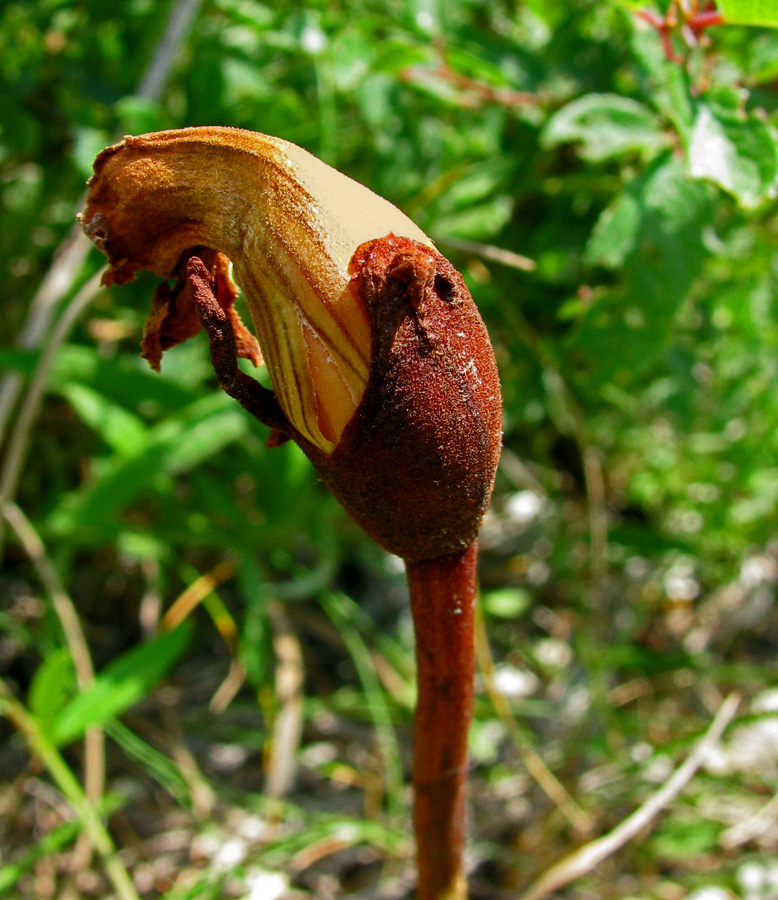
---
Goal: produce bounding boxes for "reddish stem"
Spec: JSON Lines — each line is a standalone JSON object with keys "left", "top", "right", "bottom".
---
{"left": 405, "top": 542, "right": 478, "bottom": 900}
{"left": 689, "top": 10, "right": 723, "bottom": 28}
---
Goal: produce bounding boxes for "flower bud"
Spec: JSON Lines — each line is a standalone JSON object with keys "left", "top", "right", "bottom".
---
{"left": 80, "top": 127, "right": 502, "bottom": 561}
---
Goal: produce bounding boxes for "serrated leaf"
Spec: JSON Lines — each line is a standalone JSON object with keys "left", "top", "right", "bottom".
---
{"left": 719, "top": 0, "right": 778, "bottom": 27}
{"left": 542, "top": 94, "right": 668, "bottom": 162}
{"left": 568, "top": 156, "right": 711, "bottom": 390}
{"left": 688, "top": 101, "right": 778, "bottom": 208}
{"left": 50, "top": 624, "right": 192, "bottom": 746}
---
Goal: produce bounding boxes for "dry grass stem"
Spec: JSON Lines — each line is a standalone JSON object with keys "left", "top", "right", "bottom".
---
{"left": 518, "top": 692, "right": 741, "bottom": 900}
{"left": 0, "top": 503, "right": 105, "bottom": 792}
{"left": 0, "top": 499, "right": 106, "bottom": 870}
{"left": 437, "top": 236, "right": 536, "bottom": 272}
{"left": 720, "top": 789, "right": 778, "bottom": 849}
{"left": 264, "top": 601, "right": 306, "bottom": 799}
{"left": 0, "top": 270, "right": 103, "bottom": 559}
{"left": 0, "top": 0, "right": 206, "bottom": 448}
{"left": 160, "top": 561, "right": 236, "bottom": 631}
{"left": 474, "top": 599, "right": 593, "bottom": 836}
{"left": 0, "top": 229, "right": 92, "bottom": 445}
{"left": 0, "top": 681, "right": 140, "bottom": 900}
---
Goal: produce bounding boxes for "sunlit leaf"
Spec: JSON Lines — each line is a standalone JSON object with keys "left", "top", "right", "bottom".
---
{"left": 61, "top": 383, "right": 148, "bottom": 457}
{"left": 688, "top": 96, "right": 778, "bottom": 209}
{"left": 50, "top": 624, "right": 192, "bottom": 746}
{"left": 542, "top": 94, "right": 668, "bottom": 162}
{"left": 28, "top": 649, "right": 75, "bottom": 735}
{"left": 46, "top": 395, "right": 251, "bottom": 544}
{"left": 719, "top": 0, "right": 778, "bottom": 27}
{"left": 568, "top": 156, "right": 711, "bottom": 389}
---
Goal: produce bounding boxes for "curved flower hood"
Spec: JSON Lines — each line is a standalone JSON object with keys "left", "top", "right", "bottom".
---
{"left": 80, "top": 126, "right": 433, "bottom": 453}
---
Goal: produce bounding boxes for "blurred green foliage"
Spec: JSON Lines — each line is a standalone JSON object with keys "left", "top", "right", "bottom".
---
{"left": 3, "top": 0, "right": 778, "bottom": 897}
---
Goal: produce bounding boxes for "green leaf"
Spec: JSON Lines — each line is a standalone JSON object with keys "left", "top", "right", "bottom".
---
{"left": 483, "top": 588, "right": 531, "bottom": 619}
{"left": 542, "top": 94, "right": 668, "bottom": 162}
{"left": 46, "top": 394, "right": 250, "bottom": 544}
{"left": 568, "top": 155, "right": 711, "bottom": 390}
{"left": 70, "top": 125, "right": 112, "bottom": 179}
{"left": 51, "top": 345, "right": 200, "bottom": 414}
{"left": 586, "top": 189, "right": 642, "bottom": 268}
{"left": 50, "top": 624, "right": 192, "bottom": 747}
{"left": 28, "top": 649, "right": 75, "bottom": 735}
{"left": 652, "top": 818, "right": 721, "bottom": 860}
{"left": 114, "top": 96, "right": 168, "bottom": 135}
{"left": 433, "top": 196, "right": 513, "bottom": 240}
{"left": 0, "top": 347, "right": 40, "bottom": 376}
{"left": 60, "top": 383, "right": 148, "bottom": 457}
{"left": 105, "top": 720, "right": 194, "bottom": 805}
{"left": 688, "top": 96, "right": 778, "bottom": 209}
{"left": 719, "top": 0, "right": 778, "bottom": 27}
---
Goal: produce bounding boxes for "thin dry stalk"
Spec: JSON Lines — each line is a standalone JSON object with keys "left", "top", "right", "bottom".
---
{"left": 0, "top": 500, "right": 106, "bottom": 871}
{"left": 0, "top": 270, "right": 102, "bottom": 558}
{"left": 0, "top": 230, "right": 91, "bottom": 443}
{"left": 437, "top": 236, "right": 536, "bottom": 272}
{"left": 264, "top": 601, "right": 305, "bottom": 799}
{"left": 0, "top": 500, "right": 105, "bottom": 812}
{"left": 159, "top": 560, "right": 245, "bottom": 713}
{"left": 134, "top": 0, "right": 205, "bottom": 101}
{"left": 160, "top": 561, "right": 235, "bottom": 631}
{"left": 158, "top": 709, "right": 216, "bottom": 819}
{"left": 720, "top": 789, "right": 778, "bottom": 849}
{"left": 0, "top": 0, "right": 206, "bottom": 445}
{"left": 209, "top": 658, "right": 247, "bottom": 714}
{"left": 518, "top": 692, "right": 741, "bottom": 900}
{"left": 0, "top": 681, "right": 140, "bottom": 900}
{"left": 474, "top": 601, "right": 593, "bottom": 836}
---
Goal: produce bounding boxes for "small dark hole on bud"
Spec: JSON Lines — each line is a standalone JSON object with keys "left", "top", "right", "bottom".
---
{"left": 434, "top": 274, "right": 457, "bottom": 304}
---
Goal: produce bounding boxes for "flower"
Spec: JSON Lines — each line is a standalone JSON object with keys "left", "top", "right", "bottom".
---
{"left": 80, "top": 127, "right": 504, "bottom": 900}
{"left": 80, "top": 127, "right": 502, "bottom": 561}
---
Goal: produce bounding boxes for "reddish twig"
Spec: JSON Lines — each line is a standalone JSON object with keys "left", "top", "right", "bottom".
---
{"left": 637, "top": 1, "right": 723, "bottom": 64}
{"left": 401, "top": 62, "right": 541, "bottom": 109}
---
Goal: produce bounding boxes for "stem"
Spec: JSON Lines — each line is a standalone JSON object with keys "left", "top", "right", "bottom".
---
{"left": 405, "top": 542, "right": 478, "bottom": 900}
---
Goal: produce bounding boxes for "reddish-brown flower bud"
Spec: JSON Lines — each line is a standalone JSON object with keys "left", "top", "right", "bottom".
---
{"left": 306, "top": 234, "right": 502, "bottom": 561}
{"left": 79, "top": 127, "right": 501, "bottom": 561}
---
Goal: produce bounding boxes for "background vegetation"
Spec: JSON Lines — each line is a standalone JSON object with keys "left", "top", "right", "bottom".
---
{"left": 2, "top": 0, "right": 778, "bottom": 898}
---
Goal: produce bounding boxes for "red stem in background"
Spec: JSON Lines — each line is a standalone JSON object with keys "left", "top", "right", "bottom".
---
{"left": 405, "top": 542, "right": 478, "bottom": 900}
